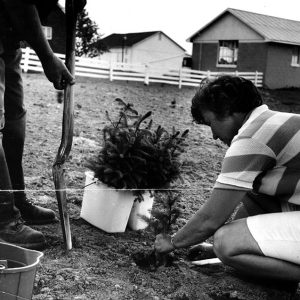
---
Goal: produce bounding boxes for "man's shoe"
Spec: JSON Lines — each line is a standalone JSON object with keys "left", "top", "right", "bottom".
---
{"left": 0, "top": 218, "right": 46, "bottom": 250}
{"left": 16, "top": 201, "right": 58, "bottom": 225}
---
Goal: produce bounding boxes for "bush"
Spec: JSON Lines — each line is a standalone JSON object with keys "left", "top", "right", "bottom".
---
{"left": 87, "top": 98, "right": 189, "bottom": 201}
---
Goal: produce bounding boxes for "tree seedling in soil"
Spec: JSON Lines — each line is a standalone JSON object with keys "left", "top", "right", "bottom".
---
{"left": 132, "top": 191, "right": 182, "bottom": 271}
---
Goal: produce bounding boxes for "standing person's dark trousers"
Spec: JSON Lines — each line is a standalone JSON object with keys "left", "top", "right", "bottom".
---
{"left": 2, "top": 47, "right": 57, "bottom": 224}
{"left": 0, "top": 41, "right": 56, "bottom": 250}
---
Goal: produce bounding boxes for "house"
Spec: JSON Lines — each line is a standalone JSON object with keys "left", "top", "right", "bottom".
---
{"left": 21, "top": 4, "right": 66, "bottom": 54}
{"left": 99, "top": 31, "right": 187, "bottom": 70}
{"left": 187, "top": 8, "right": 300, "bottom": 89}
{"left": 42, "top": 4, "right": 66, "bottom": 54}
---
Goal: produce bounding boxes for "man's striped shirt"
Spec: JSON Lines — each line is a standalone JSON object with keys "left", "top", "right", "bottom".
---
{"left": 215, "top": 104, "right": 300, "bottom": 210}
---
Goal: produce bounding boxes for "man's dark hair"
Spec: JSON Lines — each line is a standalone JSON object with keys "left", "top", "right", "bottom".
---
{"left": 191, "top": 75, "right": 263, "bottom": 124}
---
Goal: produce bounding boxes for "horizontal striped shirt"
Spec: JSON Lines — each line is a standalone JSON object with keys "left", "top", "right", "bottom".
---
{"left": 215, "top": 104, "right": 300, "bottom": 209}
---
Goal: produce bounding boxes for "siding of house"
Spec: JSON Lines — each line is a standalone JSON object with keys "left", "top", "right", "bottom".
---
{"left": 192, "top": 43, "right": 202, "bottom": 70}
{"left": 238, "top": 43, "right": 268, "bottom": 72}
{"left": 99, "top": 48, "right": 123, "bottom": 63}
{"left": 193, "top": 42, "right": 268, "bottom": 74}
{"left": 193, "top": 13, "right": 263, "bottom": 42}
{"left": 265, "top": 43, "right": 300, "bottom": 88}
{"left": 99, "top": 33, "right": 186, "bottom": 70}
{"left": 191, "top": 13, "right": 267, "bottom": 73}
{"left": 193, "top": 43, "right": 217, "bottom": 70}
{"left": 131, "top": 33, "right": 185, "bottom": 69}
{"left": 44, "top": 7, "right": 66, "bottom": 54}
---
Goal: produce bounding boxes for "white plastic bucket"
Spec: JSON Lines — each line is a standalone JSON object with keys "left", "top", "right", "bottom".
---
{"left": 81, "top": 171, "right": 135, "bottom": 233}
{"left": 128, "top": 192, "right": 154, "bottom": 230}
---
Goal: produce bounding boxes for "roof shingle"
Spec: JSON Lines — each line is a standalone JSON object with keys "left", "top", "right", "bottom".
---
{"left": 229, "top": 8, "right": 300, "bottom": 45}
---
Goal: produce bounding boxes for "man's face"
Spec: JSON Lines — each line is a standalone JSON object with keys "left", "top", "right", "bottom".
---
{"left": 201, "top": 110, "right": 245, "bottom": 146}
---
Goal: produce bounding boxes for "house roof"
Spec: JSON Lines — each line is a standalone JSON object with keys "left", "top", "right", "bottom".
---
{"left": 102, "top": 31, "right": 186, "bottom": 51}
{"left": 187, "top": 8, "right": 300, "bottom": 46}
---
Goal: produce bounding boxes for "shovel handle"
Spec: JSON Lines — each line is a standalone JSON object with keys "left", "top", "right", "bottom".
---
{"left": 53, "top": 0, "right": 78, "bottom": 251}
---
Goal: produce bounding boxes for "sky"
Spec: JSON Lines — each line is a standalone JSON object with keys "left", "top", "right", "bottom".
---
{"left": 68, "top": 0, "right": 300, "bottom": 54}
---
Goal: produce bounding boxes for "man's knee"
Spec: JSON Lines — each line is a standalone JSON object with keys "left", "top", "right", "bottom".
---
{"left": 213, "top": 225, "right": 234, "bottom": 264}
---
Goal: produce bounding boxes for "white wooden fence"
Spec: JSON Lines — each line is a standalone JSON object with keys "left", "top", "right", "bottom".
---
{"left": 21, "top": 47, "right": 263, "bottom": 88}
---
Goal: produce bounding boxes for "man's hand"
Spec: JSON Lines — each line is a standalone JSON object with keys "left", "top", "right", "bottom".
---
{"left": 40, "top": 54, "right": 75, "bottom": 90}
{"left": 154, "top": 233, "right": 175, "bottom": 254}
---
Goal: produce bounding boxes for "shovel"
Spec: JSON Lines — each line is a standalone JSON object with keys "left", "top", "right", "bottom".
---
{"left": 52, "top": 0, "right": 78, "bottom": 250}
{"left": 191, "top": 258, "right": 221, "bottom": 266}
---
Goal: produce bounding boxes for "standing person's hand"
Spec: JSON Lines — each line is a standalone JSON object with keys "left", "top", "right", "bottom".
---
{"left": 155, "top": 233, "right": 175, "bottom": 254}
{"left": 40, "top": 53, "right": 75, "bottom": 90}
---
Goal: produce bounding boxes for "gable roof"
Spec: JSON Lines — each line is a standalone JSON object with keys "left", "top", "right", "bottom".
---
{"left": 187, "top": 8, "right": 300, "bottom": 46}
{"left": 102, "top": 31, "right": 186, "bottom": 51}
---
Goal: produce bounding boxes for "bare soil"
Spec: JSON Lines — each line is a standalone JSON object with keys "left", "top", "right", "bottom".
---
{"left": 20, "top": 73, "right": 300, "bottom": 299}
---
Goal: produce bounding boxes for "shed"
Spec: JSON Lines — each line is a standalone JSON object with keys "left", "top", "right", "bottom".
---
{"left": 99, "top": 31, "right": 187, "bottom": 70}
{"left": 187, "top": 8, "right": 300, "bottom": 89}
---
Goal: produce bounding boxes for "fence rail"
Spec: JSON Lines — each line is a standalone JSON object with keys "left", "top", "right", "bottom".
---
{"left": 21, "top": 47, "right": 263, "bottom": 88}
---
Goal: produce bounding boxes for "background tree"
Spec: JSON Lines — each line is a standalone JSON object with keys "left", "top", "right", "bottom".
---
{"left": 76, "top": 9, "right": 108, "bottom": 57}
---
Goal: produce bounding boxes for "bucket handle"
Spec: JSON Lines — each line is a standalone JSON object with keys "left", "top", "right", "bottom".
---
{"left": 0, "top": 260, "right": 7, "bottom": 270}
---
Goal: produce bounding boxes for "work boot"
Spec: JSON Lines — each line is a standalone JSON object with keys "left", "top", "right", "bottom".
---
{"left": 15, "top": 200, "right": 58, "bottom": 225}
{"left": 0, "top": 218, "right": 46, "bottom": 250}
{"left": 2, "top": 115, "right": 58, "bottom": 225}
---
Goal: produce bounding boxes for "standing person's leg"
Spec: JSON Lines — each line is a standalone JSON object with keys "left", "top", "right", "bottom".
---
{"left": 0, "top": 50, "right": 45, "bottom": 249}
{"left": 0, "top": 52, "right": 16, "bottom": 223}
{"left": 0, "top": 137, "right": 46, "bottom": 250}
{"left": 2, "top": 48, "right": 57, "bottom": 225}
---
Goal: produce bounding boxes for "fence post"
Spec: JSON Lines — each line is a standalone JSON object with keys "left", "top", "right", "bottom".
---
{"left": 144, "top": 64, "right": 149, "bottom": 85}
{"left": 235, "top": 70, "right": 239, "bottom": 76}
{"left": 22, "top": 47, "right": 31, "bottom": 73}
{"left": 109, "top": 61, "right": 114, "bottom": 81}
{"left": 254, "top": 71, "right": 258, "bottom": 86}
{"left": 207, "top": 70, "right": 210, "bottom": 78}
{"left": 178, "top": 68, "right": 182, "bottom": 89}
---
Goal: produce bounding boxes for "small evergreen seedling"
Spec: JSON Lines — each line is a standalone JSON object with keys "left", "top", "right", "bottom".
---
{"left": 139, "top": 191, "right": 182, "bottom": 268}
{"left": 87, "top": 98, "right": 189, "bottom": 201}
{"left": 148, "top": 191, "right": 181, "bottom": 235}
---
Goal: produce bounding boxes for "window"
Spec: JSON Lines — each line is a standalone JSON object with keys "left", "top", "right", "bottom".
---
{"left": 217, "top": 40, "right": 238, "bottom": 67}
{"left": 42, "top": 26, "right": 52, "bottom": 40}
{"left": 291, "top": 46, "right": 300, "bottom": 66}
